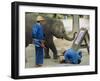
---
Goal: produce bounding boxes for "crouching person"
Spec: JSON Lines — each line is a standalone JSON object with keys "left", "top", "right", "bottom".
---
{"left": 59, "top": 48, "right": 82, "bottom": 64}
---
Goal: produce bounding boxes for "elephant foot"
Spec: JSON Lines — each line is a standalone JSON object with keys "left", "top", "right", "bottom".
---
{"left": 44, "top": 55, "right": 51, "bottom": 59}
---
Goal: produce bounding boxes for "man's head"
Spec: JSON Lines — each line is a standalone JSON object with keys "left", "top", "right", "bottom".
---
{"left": 58, "top": 48, "right": 66, "bottom": 63}
{"left": 36, "top": 16, "right": 46, "bottom": 25}
{"left": 61, "top": 48, "right": 66, "bottom": 56}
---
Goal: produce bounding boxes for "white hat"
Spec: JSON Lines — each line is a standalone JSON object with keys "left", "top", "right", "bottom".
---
{"left": 36, "top": 16, "right": 45, "bottom": 21}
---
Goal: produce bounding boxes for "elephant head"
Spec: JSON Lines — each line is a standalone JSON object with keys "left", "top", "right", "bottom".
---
{"left": 49, "top": 19, "right": 77, "bottom": 41}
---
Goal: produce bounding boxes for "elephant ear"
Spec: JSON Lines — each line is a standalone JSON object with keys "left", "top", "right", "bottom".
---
{"left": 43, "top": 17, "right": 55, "bottom": 32}
{"left": 50, "top": 19, "right": 66, "bottom": 38}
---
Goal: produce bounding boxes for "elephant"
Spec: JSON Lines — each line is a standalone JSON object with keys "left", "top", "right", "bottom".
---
{"left": 25, "top": 13, "right": 76, "bottom": 59}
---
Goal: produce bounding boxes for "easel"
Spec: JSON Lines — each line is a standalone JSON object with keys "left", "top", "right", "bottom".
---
{"left": 72, "top": 28, "right": 89, "bottom": 54}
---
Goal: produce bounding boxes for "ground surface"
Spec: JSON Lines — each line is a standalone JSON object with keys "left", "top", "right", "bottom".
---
{"left": 25, "top": 39, "right": 89, "bottom": 68}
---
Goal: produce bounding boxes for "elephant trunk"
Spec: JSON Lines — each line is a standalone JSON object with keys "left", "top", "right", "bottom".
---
{"left": 64, "top": 32, "right": 77, "bottom": 41}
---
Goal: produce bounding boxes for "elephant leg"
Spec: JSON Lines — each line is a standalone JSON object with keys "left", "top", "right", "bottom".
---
{"left": 44, "top": 46, "right": 51, "bottom": 58}
{"left": 49, "top": 42, "right": 58, "bottom": 59}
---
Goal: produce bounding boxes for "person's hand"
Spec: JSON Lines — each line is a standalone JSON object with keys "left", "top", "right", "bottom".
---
{"left": 40, "top": 43, "right": 46, "bottom": 49}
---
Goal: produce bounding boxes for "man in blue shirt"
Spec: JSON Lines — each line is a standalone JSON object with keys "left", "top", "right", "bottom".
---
{"left": 32, "top": 16, "right": 46, "bottom": 67}
{"left": 60, "top": 48, "right": 82, "bottom": 64}
{"left": 64, "top": 48, "right": 82, "bottom": 64}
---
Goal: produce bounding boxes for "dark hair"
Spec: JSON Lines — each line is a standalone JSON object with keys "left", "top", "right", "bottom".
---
{"left": 60, "top": 60, "right": 65, "bottom": 63}
{"left": 78, "top": 59, "right": 81, "bottom": 64}
{"left": 62, "top": 50, "right": 66, "bottom": 55}
{"left": 37, "top": 21, "right": 40, "bottom": 23}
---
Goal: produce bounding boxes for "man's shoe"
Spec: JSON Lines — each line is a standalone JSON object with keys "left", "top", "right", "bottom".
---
{"left": 34, "top": 64, "right": 42, "bottom": 67}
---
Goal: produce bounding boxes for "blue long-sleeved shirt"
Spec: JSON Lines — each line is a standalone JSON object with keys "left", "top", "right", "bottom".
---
{"left": 32, "top": 23, "right": 44, "bottom": 40}
{"left": 64, "top": 48, "right": 82, "bottom": 64}
{"left": 32, "top": 23, "right": 45, "bottom": 47}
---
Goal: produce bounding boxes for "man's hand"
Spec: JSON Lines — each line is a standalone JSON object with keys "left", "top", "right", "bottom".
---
{"left": 40, "top": 43, "right": 46, "bottom": 49}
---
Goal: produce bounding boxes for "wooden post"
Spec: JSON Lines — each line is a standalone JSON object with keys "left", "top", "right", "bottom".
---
{"left": 73, "top": 15, "right": 79, "bottom": 32}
